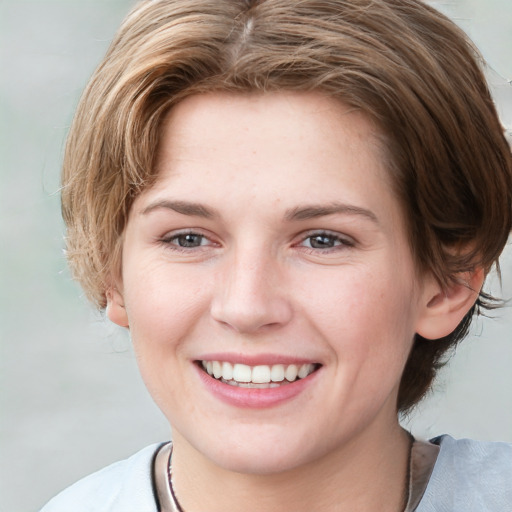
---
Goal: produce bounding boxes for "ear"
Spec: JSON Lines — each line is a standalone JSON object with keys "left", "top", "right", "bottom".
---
{"left": 106, "top": 287, "right": 129, "bottom": 328}
{"left": 415, "top": 267, "right": 485, "bottom": 340}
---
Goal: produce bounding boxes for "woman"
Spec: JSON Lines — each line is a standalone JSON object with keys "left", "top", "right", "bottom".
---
{"left": 41, "top": 0, "right": 512, "bottom": 510}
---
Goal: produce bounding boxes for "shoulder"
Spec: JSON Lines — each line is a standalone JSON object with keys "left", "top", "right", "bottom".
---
{"left": 417, "top": 435, "right": 512, "bottom": 512}
{"left": 39, "top": 443, "right": 165, "bottom": 512}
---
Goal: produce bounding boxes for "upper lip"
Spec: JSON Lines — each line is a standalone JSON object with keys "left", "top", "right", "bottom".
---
{"left": 195, "top": 353, "right": 321, "bottom": 366}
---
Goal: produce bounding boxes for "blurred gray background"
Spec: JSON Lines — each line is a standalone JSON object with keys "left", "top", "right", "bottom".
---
{"left": 0, "top": 1, "right": 510, "bottom": 511}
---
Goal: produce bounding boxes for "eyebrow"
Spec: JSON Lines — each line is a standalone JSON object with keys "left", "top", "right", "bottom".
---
{"left": 285, "top": 203, "right": 379, "bottom": 224}
{"left": 141, "top": 200, "right": 216, "bottom": 218}
{"left": 141, "top": 199, "right": 378, "bottom": 224}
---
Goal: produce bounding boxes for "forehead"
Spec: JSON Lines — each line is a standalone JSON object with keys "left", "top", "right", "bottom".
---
{"left": 156, "top": 93, "right": 390, "bottom": 190}
{"left": 138, "top": 91, "right": 404, "bottom": 234}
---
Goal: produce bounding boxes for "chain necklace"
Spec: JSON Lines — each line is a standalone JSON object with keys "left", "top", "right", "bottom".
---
{"left": 154, "top": 435, "right": 440, "bottom": 512}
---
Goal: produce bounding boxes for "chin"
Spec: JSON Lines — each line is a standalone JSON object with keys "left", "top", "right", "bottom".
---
{"left": 213, "top": 447, "right": 307, "bottom": 475}
{"left": 193, "top": 426, "right": 319, "bottom": 476}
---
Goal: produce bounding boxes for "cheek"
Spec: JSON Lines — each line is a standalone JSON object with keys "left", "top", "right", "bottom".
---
{"left": 297, "top": 264, "right": 417, "bottom": 383}
{"left": 123, "top": 259, "right": 212, "bottom": 351}
{"left": 302, "top": 264, "right": 414, "bottom": 334}
{"left": 122, "top": 263, "right": 213, "bottom": 417}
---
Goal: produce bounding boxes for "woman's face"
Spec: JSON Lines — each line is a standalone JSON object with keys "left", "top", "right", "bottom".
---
{"left": 109, "top": 92, "right": 435, "bottom": 474}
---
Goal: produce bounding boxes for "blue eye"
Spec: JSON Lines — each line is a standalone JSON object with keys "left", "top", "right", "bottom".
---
{"left": 177, "top": 234, "right": 204, "bottom": 247}
{"left": 308, "top": 234, "right": 339, "bottom": 249}
{"left": 165, "top": 233, "right": 208, "bottom": 248}
{"left": 301, "top": 232, "right": 352, "bottom": 250}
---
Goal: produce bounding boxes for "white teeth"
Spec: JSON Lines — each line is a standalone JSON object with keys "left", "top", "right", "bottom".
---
{"left": 252, "top": 365, "right": 271, "bottom": 384}
{"left": 298, "top": 364, "right": 313, "bottom": 379}
{"left": 270, "top": 364, "right": 285, "bottom": 382}
{"left": 221, "top": 361, "right": 233, "bottom": 380}
{"left": 220, "top": 378, "right": 288, "bottom": 389}
{"left": 233, "top": 363, "right": 252, "bottom": 383}
{"left": 212, "top": 361, "right": 222, "bottom": 379}
{"left": 201, "top": 360, "right": 317, "bottom": 385}
{"left": 285, "top": 364, "right": 298, "bottom": 382}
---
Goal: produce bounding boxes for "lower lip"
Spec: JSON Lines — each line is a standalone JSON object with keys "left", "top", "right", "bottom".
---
{"left": 195, "top": 364, "right": 320, "bottom": 409}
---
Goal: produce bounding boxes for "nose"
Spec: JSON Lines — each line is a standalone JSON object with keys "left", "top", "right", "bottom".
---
{"left": 210, "top": 248, "right": 293, "bottom": 334}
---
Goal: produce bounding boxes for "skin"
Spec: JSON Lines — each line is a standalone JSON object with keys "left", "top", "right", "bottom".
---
{"left": 108, "top": 92, "right": 481, "bottom": 511}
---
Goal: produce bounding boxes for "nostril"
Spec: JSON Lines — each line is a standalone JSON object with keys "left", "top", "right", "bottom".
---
{"left": 210, "top": 297, "right": 293, "bottom": 334}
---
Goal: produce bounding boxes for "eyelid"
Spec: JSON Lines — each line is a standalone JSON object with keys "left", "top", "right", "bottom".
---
{"left": 159, "top": 228, "right": 219, "bottom": 249}
{"left": 295, "top": 229, "right": 356, "bottom": 249}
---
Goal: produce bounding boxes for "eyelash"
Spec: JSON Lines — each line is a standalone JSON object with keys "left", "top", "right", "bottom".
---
{"left": 159, "top": 230, "right": 214, "bottom": 252}
{"left": 159, "top": 229, "right": 354, "bottom": 254}
{"left": 297, "top": 230, "right": 355, "bottom": 252}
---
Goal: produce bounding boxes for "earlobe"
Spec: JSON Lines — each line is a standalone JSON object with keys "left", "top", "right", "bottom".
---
{"left": 106, "top": 288, "right": 129, "bottom": 328}
{"left": 416, "top": 267, "right": 484, "bottom": 340}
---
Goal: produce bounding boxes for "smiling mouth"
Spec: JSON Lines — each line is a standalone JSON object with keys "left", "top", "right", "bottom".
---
{"left": 198, "top": 360, "right": 320, "bottom": 388}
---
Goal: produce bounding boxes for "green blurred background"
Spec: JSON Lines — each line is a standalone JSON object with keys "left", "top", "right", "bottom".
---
{"left": 0, "top": 1, "right": 510, "bottom": 511}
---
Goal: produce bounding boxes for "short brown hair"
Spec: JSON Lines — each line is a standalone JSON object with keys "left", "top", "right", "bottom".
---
{"left": 62, "top": 0, "right": 512, "bottom": 412}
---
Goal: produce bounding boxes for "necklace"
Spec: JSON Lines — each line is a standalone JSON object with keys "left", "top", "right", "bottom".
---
{"left": 168, "top": 462, "right": 184, "bottom": 512}
{"left": 153, "top": 442, "right": 181, "bottom": 512}
{"left": 402, "top": 432, "right": 414, "bottom": 511}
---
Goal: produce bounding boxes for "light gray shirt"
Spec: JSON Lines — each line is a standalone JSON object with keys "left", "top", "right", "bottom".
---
{"left": 40, "top": 435, "right": 512, "bottom": 511}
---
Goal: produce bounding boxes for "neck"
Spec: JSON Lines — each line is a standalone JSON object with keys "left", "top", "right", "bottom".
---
{"left": 170, "top": 421, "right": 411, "bottom": 512}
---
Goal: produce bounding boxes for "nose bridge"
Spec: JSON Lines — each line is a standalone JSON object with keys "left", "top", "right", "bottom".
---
{"left": 210, "top": 241, "right": 292, "bottom": 333}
